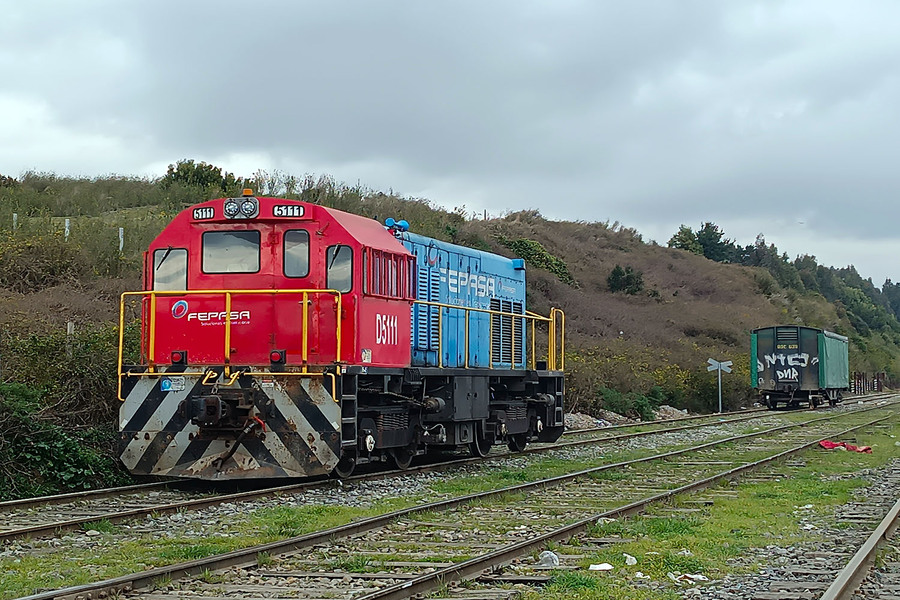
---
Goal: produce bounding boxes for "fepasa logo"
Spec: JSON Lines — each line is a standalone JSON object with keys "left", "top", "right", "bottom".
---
{"left": 172, "top": 300, "right": 189, "bottom": 319}
{"left": 187, "top": 310, "right": 251, "bottom": 323}
{"left": 439, "top": 268, "right": 496, "bottom": 297}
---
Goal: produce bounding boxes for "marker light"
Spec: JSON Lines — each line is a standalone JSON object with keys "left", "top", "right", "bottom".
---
{"left": 242, "top": 188, "right": 254, "bottom": 196}
{"left": 170, "top": 350, "right": 187, "bottom": 365}
{"left": 270, "top": 350, "right": 285, "bottom": 363}
{"left": 223, "top": 200, "right": 240, "bottom": 217}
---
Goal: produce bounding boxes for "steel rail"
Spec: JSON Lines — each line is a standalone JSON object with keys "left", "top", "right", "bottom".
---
{"left": 359, "top": 414, "right": 895, "bottom": 600}
{"left": 5, "top": 391, "right": 879, "bottom": 519}
{"left": 5, "top": 392, "right": 893, "bottom": 543}
{"left": 561, "top": 391, "right": 892, "bottom": 437}
{"left": 0, "top": 481, "right": 170, "bottom": 512}
{"left": 15, "top": 402, "right": 895, "bottom": 600}
{"left": 819, "top": 496, "right": 900, "bottom": 600}
{"left": 561, "top": 405, "right": 766, "bottom": 435}
{"left": 0, "top": 478, "right": 339, "bottom": 544}
{"left": 0, "top": 399, "right": 791, "bottom": 542}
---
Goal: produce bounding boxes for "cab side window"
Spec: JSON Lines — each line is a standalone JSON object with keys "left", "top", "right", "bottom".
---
{"left": 284, "top": 230, "right": 310, "bottom": 278}
{"left": 326, "top": 245, "right": 353, "bottom": 293}
{"left": 153, "top": 248, "right": 187, "bottom": 291}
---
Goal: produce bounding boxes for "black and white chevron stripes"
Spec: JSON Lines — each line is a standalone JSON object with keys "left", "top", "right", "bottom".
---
{"left": 119, "top": 367, "right": 342, "bottom": 479}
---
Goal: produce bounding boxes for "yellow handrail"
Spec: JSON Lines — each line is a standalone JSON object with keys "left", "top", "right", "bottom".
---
{"left": 117, "top": 289, "right": 565, "bottom": 402}
{"left": 118, "top": 288, "right": 342, "bottom": 383}
{"left": 413, "top": 300, "right": 564, "bottom": 372}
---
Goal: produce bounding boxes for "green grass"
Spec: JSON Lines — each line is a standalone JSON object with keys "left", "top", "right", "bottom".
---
{"left": 2, "top": 411, "right": 896, "bottom": 600}
{"left": 331, "top": 555, "right": 371, "bottom": 572}
{"left": 522, "top": 417, "right": 900, "bottom": 599}
{"left": 0, "top": 503, "right": 392, "bottom": 599}
{"left": 82, "top": 519, "right": 117, "bottom": 534}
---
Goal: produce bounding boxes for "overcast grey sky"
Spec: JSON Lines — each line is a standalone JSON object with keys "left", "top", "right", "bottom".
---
{"left": 2, "top": 1, "right": 898, "bottom": 284}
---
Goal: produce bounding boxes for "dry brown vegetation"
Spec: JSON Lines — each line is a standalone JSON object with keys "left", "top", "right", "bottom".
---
{"left": 457, "top": 212, "right": 863, "bottom": 412}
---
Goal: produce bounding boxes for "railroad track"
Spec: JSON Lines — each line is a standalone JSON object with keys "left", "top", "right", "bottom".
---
{"left": 727, "top": 464, "right": 900, "bottom": 600}
{"left": 15, "top": 398, "right": 897, "bottom": 600}
{"left": 837, "top": 499, "right": 900, "bottom": 600}
{"left": 0, "top": 403, "right": 804, "bottom": 543}
{"left": 0, "top": 393, "right": 889, "bottom": 544}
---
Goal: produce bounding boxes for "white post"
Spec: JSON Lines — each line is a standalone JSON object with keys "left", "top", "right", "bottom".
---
{"left": 64, "top": 218, "right": 70, "bottom": 241}
{"left": 12, "top": 213, "right": 17, "bottom": 230}
{"left": 66, "top": 321, "right": 74, "bottom": 358}
{"left": 118, "top": 227, "right": 124, "bottom": 253}
{"left": 718, "top": 367, "right": 723, "bottom": 413}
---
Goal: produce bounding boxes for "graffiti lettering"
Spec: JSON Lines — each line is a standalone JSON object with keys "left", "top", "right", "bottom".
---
{"left": 776, "top": 367, "right": 800, "bottom": 381}
{"left": 763, "top": 352, "right": 810, "bottom": 368}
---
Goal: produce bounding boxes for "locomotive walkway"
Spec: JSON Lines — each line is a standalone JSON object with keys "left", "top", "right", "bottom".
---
{"left": 9, "top": 398, "right": 898, "bottom": 600}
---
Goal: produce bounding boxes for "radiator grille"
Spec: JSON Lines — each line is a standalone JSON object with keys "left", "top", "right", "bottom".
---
{"left": 490, "top": 299, "right": 524, "bottom": 365}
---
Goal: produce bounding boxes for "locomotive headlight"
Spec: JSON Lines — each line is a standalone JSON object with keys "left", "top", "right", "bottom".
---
{"left": 223, "top": 200, "right": 240, "bottom": 217}
{"left": 240, "top": 199, "right": 258, "bottom": 216}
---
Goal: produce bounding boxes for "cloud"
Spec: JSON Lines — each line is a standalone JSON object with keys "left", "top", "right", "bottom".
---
{"left": 1, "top": 0, "right": 899, "bottom": 282}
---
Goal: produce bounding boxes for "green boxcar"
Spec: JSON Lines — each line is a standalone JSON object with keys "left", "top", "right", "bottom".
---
{"left": 751, "top": 325, "right": 849, "bottom": 409}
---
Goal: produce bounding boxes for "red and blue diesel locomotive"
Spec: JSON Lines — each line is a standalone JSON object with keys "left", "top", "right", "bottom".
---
{"left": 118, "top": 191, "right": 565, "bottom": 479}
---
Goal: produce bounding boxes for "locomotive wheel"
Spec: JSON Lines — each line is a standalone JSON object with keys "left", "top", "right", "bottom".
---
{"left": 333, "top": 452, "right": 357, "bottom": 478}
{"left": 507, "top": 433, "right": 527, "bottom": 453}
{"left": 470, "top": 429, "right": 491, "bottom": 458}
{"left": 390, "top": 446, "right": 415, "bottom": 470}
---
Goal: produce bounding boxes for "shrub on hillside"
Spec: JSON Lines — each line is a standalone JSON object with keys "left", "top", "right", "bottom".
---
{"left": 597, "top": 386, "right": 660, "bottom": 421}
{"left": 0, "top": 233, "right": 90, "bottom": 293}
{"left": 0, "top": 383, "right": 130, "bottom": 499}
{"left": 0, "top": 321, "right": 137, "bottom": 428}
{"left": 607, "top": 264, "right": 644, "bottom": 295}
{"left": 496, "top": 236, "right": 577, "bottom": 286}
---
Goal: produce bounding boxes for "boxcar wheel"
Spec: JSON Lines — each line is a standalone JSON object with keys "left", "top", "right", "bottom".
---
{"left": 507, "top": 433, "right": 527, "bottom": 453}
{"left": 390, "top": 446, "right": 415, "bottom": 470}
{"left": 470, "top": 429, "right": 490, "bottom": 458}
{"left": 333, "top": 452, "right": 357, "bottom": 478}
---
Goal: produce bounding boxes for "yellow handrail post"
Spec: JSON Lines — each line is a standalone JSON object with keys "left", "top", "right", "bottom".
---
{"left": 511, "top": 310, "right": 516, "bottom": 368}
{"left": 224, "top": 292, "right": 232, "bottom": 377}
{"left": 530, "top": 318, "right": 536, "bottom": 370}
{"left": 548, "top": 309, "right": 556, "bottom": 371}
{"left": 438, "top": 307, "right": 444, "bottom": 368}
{"left": 117, "top": 295, "right": 126, "bottom": 400}
{"left": 335, "top": 292, "right": 342, "bottom": 362}
{"left": 559, "top": 309, "right": 565, "bottom": 370}
{"left": 464, "top": 310, "right": 470, "bottom": 369}
{"left": 488, "top": 311, "right": 493, "bottom": 369}
{"left": 148, "top": 292, "right": 157, "bottom": 373}
{"left": 302, "top": 291, "right": 309, "bottom": 365}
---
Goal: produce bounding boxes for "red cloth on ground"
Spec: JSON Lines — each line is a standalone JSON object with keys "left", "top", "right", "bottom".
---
{"left": 819, "top": 440, "right": 872, "bottom": 453}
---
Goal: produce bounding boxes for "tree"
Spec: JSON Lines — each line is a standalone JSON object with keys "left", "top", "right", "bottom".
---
{"left": 161, "top": 159, "right": 241, "bottom": 192}
{"left": 608, "top": 264, "right": 644, "bottom": 295}
{"left": 695, "top": 222, "right": 736, "bottom": 262}
{"left": 667, "top": 225, "right": 702, "bottom": 254}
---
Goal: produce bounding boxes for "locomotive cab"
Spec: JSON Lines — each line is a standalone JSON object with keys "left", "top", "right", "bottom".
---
{"left": 118, "top": 192, "right": 565, "bottom": 480}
